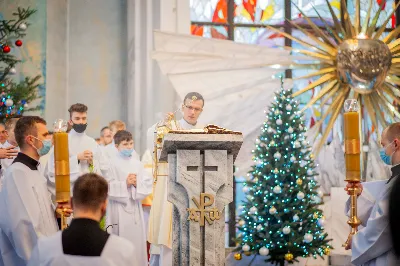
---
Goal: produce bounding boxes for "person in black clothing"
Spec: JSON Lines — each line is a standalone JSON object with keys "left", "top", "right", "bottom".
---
{"left": 28, "top": 173, "right": 136, "bottom": 266}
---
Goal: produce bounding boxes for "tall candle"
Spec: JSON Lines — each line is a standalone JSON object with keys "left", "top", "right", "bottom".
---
{"left": 343, "top": 100, "right": 361, "bottom": 182}
{"left": 54, "top": 132, "right": 70, "bottom": 202}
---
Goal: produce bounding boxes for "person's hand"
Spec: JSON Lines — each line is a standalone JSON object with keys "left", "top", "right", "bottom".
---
{"left": 0, "top": 147, "right": 18, "bottom": 159}
{"left": 77, "top": 150, "right": 93, "bottom": 161}
{"left": 344, "top": 183, "right": 363, "bottom": 196}
{"left": 126, "top": 174, "right": 137, "bottom": 187}
{"left": 56, "top": 201, "right": 73, "bottom": 218}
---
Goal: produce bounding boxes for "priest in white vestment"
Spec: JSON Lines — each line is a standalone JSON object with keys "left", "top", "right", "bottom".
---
{"left": 345, "top": 124, "right": 400, "bottom": 266}
{"left": 0, "top": 116, "right": 62, "bottom": 266}
{"left": 148, "top": 92, "right": 205, "bottom": 266}
{"left": 103, "top": 120, "right": 140, "bottom": 160}
{"left": 106, "top": 130, "right": 152, "bottom": 266}
{"left": 27, "top": 173, "right": 136, "bottom": 266}
{"left": 45, "top": 103, "right": 110, "bottom": 196}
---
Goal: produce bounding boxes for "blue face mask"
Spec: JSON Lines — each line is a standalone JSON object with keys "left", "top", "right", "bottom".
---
{"left": 31, "top": 136, "right": 52, "bottom": 157}
{"left": 380, "top": 141, "right": 395, "bottom": 165}
{"left": 120, "top": 148, "right": 134, "bottom": 157}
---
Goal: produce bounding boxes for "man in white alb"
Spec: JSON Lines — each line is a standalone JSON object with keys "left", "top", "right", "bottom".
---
{"left": 147, "top": 92, "right": 205, "bottom": 266}
{"left": 27, "top": 173, "right": 136, "bottom": 266}
{"left": 45, "top": 103, "right": 110, "bottom": 196}
{"left": 0, "top": 116, "right": 69, "bottom": 266}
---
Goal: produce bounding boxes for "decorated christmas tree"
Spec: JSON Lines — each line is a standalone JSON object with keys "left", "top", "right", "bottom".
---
{"left": 0, "top": 7, "right": 40, "bottom": 121}
{"left": 235, "top": 83, "right": 331, "bottom": 265}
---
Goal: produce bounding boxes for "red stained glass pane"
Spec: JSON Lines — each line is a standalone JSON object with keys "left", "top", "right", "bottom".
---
{"left": 191, "top": 24, "right": 228, "bottom": 40}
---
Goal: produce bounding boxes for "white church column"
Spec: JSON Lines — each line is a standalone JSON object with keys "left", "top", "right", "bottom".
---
{"left": 126, "top": 0, "right": 190, "bottom": 154}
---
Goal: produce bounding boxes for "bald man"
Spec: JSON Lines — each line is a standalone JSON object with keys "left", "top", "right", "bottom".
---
{"left": 345, "top": 123, "right": 400, "bottom": 265}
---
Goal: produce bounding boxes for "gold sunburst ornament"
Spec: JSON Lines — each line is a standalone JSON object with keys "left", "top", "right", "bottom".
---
{"left": 268, "top": 0, "right": 400, "bottom": 152}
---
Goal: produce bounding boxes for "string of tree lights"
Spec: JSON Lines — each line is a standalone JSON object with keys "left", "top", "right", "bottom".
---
{"left": 234, "top": 80, "right": 331, "bottom": 265}
{"left": 0, "top": 7, "right": 40, "bottom": 121}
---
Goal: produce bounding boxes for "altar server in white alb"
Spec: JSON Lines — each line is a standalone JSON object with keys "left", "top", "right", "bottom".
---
{"left": 344, "top": 123, "right": 400, "bottom": 265}
{"left": 46, "top": 103, "right": 109, "bottom": 195}
{"left": 147, "top": 92, "right": 205, "bottom": 266}
{"left": 106, "top": 130, "right": 152, "bottom": 266}
{"left": 0, "top": 116, "right": 65, "bottom": 266}
{"left": 27, "top": 173, "right": 136, "bottom": 266}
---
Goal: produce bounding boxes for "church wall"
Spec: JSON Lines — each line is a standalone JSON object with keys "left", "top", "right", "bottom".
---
{"left": 46, "top": 0, "right": 127, "bottom": 138}
{"left": 3, "top": 0, "right": 190, "bottom": 153}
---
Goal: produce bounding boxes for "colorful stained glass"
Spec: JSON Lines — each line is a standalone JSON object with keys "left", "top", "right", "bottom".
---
{"left": 291, "top": 0, "right": 341, "bottom": 20}
{"left": 190, "top": 0, "right": 227, "bottom": 23}
{"left": 234, "top": 0, "right": 284, "bottom": 25}
{"left": 349, "top": 0, "right": 396, "bottom": 29}
{"left": 191, "top": 24, "right": 228, "bottom": 40}
{"left": 233, "top": 27, "right": 285, "bottom": 47}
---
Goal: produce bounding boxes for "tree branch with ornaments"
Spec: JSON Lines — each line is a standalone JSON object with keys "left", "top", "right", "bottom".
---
{"left": 0, "top": 7, "right": 41, "bottom": 121}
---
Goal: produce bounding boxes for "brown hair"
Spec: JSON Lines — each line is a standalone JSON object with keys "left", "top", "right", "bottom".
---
{"left": 68, "top": 103, "right": 88, "bottom": 118}
{"left": 15, "top": 116, "right": 47, "bottom": 149}
{"left": 114, "top": 130, "right": 133, "bottom": 145}
{"left": 183, "top": 92, "right": 204, "bottom": 107}
{"left": 109, "top": 120, "right": 126, "bottom": 133}
{"left": 72, "top": 173, "right": 108, "bottom": 212}
{"left": 5, "top": 117, "right": 20, "bottom": 131}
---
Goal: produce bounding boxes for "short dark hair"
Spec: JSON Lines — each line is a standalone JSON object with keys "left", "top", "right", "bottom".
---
{"left": 73, "top": 173, "right": 108, "bottom": 212}
{"left": 183, "top": 92, "right": 204, "bottom": 107}
{"left": 68, "top": 103, "right": 88, "bottom": 118}
{"left": 386, "top": 122, "right": 400, "bottom": 142}
{"left": 100, "top": 126, "right": 109, "bottom": 137}
{"left": 114, "top": 130, "right": 133, "bottom": 145}
{"left": 15, "top": 116, "right": 47, "bottom": 148}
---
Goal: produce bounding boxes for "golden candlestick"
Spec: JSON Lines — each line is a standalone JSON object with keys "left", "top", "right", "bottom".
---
{"left": 53, "top": 119, "right": 71, "bottom": 230}
{"left": 343, "top": 99, "right": 362, "bottom": 247}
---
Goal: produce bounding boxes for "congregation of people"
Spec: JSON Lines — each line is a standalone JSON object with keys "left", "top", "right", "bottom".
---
{"left": 0, "top": 92, "right": 205, "bottom": 266}
{"left": 0, "top": 103, "right": 153, "bottom": 266}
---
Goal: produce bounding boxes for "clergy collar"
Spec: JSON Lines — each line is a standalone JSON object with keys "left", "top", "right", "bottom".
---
{"left": 12, "top": 152, "right": 40, "bottom": 170}
{"left": 391, "top": 164, "right": 400, "bottom": 178}
{"left": 69, "top": 217, "right": 101, "bottom": 227}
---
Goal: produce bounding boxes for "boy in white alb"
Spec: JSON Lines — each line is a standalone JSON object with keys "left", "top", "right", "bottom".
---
{"left": 107, "top": 130, "right": 152, "bottom": 266}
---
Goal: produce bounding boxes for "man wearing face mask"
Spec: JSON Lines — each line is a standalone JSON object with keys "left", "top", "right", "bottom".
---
{"left": 344, "top": 123, "right": 400, "bottom": 265}
{"left": 45, "top": 103, "right": 110, "bottom": 197}
{"left": 27, "top": 173, "right": 136, "bottom": 266}
{"left": 106, "top": 130, "right": 152, "bottom": 266}
{"left": 0, "top": 116, "right": 69, "bottom": 266}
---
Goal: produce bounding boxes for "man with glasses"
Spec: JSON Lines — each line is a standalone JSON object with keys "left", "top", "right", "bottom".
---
{"left": 147, "top": 92, "right": 205, "bottom": 266}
